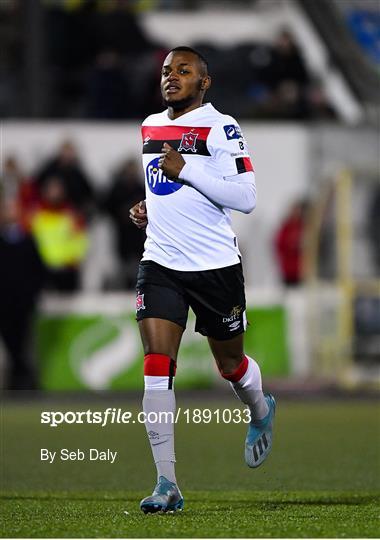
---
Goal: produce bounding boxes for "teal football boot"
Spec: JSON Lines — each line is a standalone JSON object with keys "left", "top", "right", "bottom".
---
{"left": 140, "top": 476, "right": 184, "bottom": 513}
{"left": 245, "top": 393, "right": 276, "bottom": 468}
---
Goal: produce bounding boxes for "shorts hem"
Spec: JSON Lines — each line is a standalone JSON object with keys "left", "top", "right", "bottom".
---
{"left": 197, "top": 327, "right": 246, "bottom": 341}
{"left": 136, "top": 313, "right": 187, "bottom": 331}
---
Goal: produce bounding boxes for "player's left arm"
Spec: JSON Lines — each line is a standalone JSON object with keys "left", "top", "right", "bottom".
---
{"left": 159, "top": 122, "right": 256, "bottom": 214}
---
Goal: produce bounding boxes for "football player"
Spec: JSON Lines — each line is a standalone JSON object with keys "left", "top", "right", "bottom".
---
{"left": 130, "top": 46, "right": 276, "bottom": 513}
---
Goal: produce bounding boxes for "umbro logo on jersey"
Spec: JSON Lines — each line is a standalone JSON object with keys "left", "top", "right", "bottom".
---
{"left": 143, "top": 136, "right": 151, "bottom": 145}
{"left": 223, "top": 124, "right": 242, "bottom": 140}
{"left": 178, "top": 130, "right": 198, "bottom": 152}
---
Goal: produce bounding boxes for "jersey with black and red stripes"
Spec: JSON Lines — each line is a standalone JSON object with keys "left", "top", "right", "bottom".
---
{"left": 141, "top": 102, "right": 255, "bottom": 271}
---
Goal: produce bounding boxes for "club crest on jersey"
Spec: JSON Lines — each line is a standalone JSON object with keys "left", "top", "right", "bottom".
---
{"left": 136, "top": 292, "right": 146, "bottom": 311}
{"left": 223, "top": 124, "right": 242, "bottom": 140}
{"left": 146, "top": 157, "right": 183, "bottom": 195}
{"left": 178, "top": 130, "right": 198, "bottom": 152}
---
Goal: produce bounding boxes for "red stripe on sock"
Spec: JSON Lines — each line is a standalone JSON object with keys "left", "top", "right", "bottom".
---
{"left": 144, "top": 354, "right": 176, "bottom": 377}
{"left": 221, "top": 355, "right": 249, "bottom": 382}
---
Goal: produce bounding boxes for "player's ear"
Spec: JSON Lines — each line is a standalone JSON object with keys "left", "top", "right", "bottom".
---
{"left": 201, "top": 76, "right": 211, "bottom": 91}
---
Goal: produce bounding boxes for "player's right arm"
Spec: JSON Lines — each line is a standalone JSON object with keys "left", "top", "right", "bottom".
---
{"left": 129, "top": 200, "right": 148, "bottom": 229}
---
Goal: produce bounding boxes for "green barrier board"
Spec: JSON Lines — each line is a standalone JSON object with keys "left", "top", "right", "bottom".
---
{"left": 37, "top": 306, "right": 289, "bottom": 390}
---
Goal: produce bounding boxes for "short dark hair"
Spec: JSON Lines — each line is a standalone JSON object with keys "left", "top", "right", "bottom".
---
{"left": 170, "top": 46, "right": 209, "bottom": 75}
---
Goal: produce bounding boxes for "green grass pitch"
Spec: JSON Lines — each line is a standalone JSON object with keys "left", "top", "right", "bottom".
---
{"left": 1, "top": 397, "right": 379, "bottom": 537}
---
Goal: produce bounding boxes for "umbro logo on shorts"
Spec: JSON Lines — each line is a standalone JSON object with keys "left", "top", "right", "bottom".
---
{"left": 228, "top": 320, "right": 241, "bottom": 331}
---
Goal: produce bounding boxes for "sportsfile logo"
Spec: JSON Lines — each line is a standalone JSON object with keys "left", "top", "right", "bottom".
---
{"left": 146, "top": 157, "right": 183, "bottom": 196}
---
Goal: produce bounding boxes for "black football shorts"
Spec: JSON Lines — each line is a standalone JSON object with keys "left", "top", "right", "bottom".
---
{"left": 135, "top": 259, "right": 247, "bottom": 341}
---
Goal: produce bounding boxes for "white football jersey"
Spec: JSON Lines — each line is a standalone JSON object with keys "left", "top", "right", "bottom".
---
{"left": 141, "top": 103, "right": 254, "bottom": 271}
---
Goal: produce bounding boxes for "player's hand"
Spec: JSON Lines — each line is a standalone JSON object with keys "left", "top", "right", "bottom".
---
{"left": 159, "top": 143, "right": 185, "bottom": 179}
{"left": 129, "top": 200, "right": 147, "bottom": 229}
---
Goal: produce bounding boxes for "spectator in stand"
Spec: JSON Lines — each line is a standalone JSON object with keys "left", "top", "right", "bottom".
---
{"left": 307, "top": 81, "right": 336, "bottom": 120}
{"left": 268, "top": 80, "right": 309, "bottom": 120}
{"left": 29, "top": 175, "right": 89, "bottom": 292}
{"left": 270, "top": 29, "right": 310, "bottom": 90}
{"left": 92, "top": 0, "right": 154, "bottom": 57}
{"left": 35, "top": 140, "right": 95, "bottom": 219}
{"left": 86, "top": 50, "right": 131, "bottom": 119}
{"left": 1, "top": 155, "right": 24, "bottom": 200}
{"left": 86, "top": 0, "right": 160, "bottom": 119}
{"left": 274, "top": 199, "right": 310, "bottom": 287}
{"left": 1, "top": 155, "right": 39, "bottom": 228}
{"left": 267, "top": 30, "right": 310, "bottom": 119}
{"left": 103, "top": 158, "right": 145, "bottom": 289}
{"left": 0, "top": 196, "right": 45, "bottom": 389}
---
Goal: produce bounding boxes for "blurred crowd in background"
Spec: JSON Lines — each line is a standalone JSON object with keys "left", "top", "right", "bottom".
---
{"left": 3, "top": 138, "right": 379, "bottom": 293}
{"left": 0, "top": 0, "right": 341, "bottom": 120}
{"left": 2, "top": 138, "right": 379, "bottom": 390}
{"left": 1, "top": 141, "right": 146, "bottom": 293}
{"left": 1, "top": 0, "right": 378, "bottom": 121}
{"left": 0, "top": 138, "right": 312, "bottom": 390}
{"left": 0, "top": 139, "right": 307, "bottom": 294}
{"left": 0, "top": 140, "right": 147, "bottom": 389}
{"left": 1, "top": 0, "right": 379, "bottom": 390}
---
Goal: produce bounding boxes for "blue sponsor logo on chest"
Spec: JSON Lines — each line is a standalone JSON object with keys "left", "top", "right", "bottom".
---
{"left": 146, "top": 157, "right": 183, "bottom": 195}
{"left": 223, "top": 124, "right": 242, "bottom": 140}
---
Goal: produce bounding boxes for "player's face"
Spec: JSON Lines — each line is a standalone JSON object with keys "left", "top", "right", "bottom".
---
{"left": 161, "top": 52, "right": 206, "bottom": 110}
